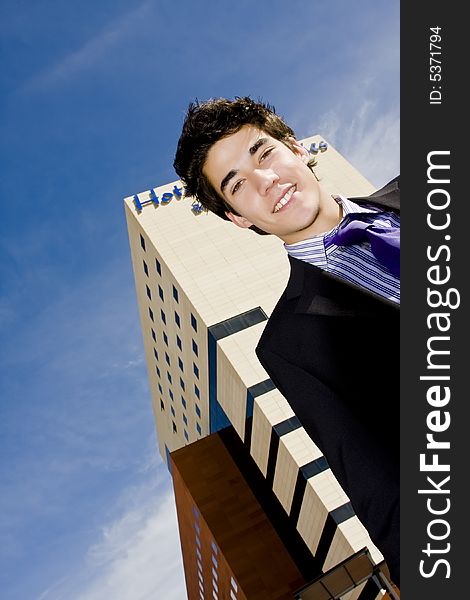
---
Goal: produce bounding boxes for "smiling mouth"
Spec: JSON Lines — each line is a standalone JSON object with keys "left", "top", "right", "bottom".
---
{"left": 273, "top": 185, "right": 296, "bottom": 213}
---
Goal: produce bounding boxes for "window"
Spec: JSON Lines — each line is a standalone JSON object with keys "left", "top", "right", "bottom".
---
{"left": 212, "top": 555, "right": 218, "bottom": 569}
{"left": 192, "top": 339, "right": 198, "bottom": 356}
{"left": 195, "top": 404, "right": 201, "bottom": 418}
{"left": 151, "top": 329, "right": 156, "bottom": 342}
{"left": 171, "top": 405, "right": 175, "bottom": 417}
{"left": 156, "top": 366, "right": 160, "bottom": 378}
{"left": 213, "top": 580, "right": 218, "bottom": 593}
{"left": 158, "top": 285, "right": 164, "bottom": 301}
{"left": 178, "top": 357, "right": 184, "bottom": 372}
{"left": 194, "top": 385, "right": 200, "bottom": 399}
{"left": 143, "top": 260, "right": 149, "bottom": 276}
{"left": 160, "top": 399, "right": 165, "bottom": 411}
{"left": 193, "top": 363, "right": 199, "bottom": 379}
{"left": 212, "top": 590, "right": 218, "bottom": 600}
{"left": 180, "top": 378, "right": 185, "bottom": 391}
{"left": 196, "top": 547, "right": 202, "bottom": 561}
{"left": 195, "top": 536, "right": 201, "bottom": 548}
{"left": 230, "top": 590, "right": 237, "bottom": 600}
{"left": 176, "top": 335, "right": 182, "bottom": 350}
{"left": 140, "top": 234, "right": 146, "bottom": 251}
{"left": 172, "top": 421, "right": 177, "bottom": 433}
{"left": 191, "top": 313, "right": 198, "bottom": 332}
{"left": 194, "top": 521, "right": 200, "bottom": 535}
{"left": 158, "top": 383, "right": 163, "bottom": 394}
{"left": 193, "top": 506, "right": 200, "bottom": 520}
{"left": 146, "top": 285, "right": 152, "bottom": 300}
{"left": 181, "top": 396, "right": 187, "bottom": 409}
{"left": 167, "top": 372, "right": 172, "bottom": 384}
{"left": 153, "top": 348, "right": 158, "bottom": 361}
{"left": 160, "top": 309, "right": 166, "bottom": 325}
{"left": 174, "top": 311, "right": 181, "bottom": 328}
{"left": 196, "top": 423, "right": 202, "bottom": 435}
{"left": 148, "top": 307, "right": 154, "bottom": 322}
{"left": 231, "top": 577, "right": 238, "bottom": 593}
{"left": 211, "top": 542, "right": 218, "bottom": 555}
{"left": 183, "top": 414, "right": 188, "bottom": 426}
{"left": 156, "top": 258, "right": 161, "bottom": 275}
{"left": 173, "top": 285, "right": 179, "bottom": 302}
{"left": 212, "top": 567, "right": 218, "bottom": 581}
{"left": 165, "top": 352, "right": 170, "bottom": 365}
{"left": 169, "top": 389, "right": 174, "bottom": 401}
{"left": 163, "top": 332, "right": 168, "bottom": 346}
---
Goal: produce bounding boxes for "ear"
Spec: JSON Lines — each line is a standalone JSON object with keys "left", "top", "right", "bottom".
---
{"left": 288, "top": 137, "right": 310, "bottom": 164}
{"left": 225, "top": 211, "right": 253, "bottom": 229}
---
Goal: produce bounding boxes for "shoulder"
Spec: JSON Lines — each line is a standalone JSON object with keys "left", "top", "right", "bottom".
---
{"left": 369, "top": 175, "right": 400, "bottom": 199}
{"left": 350, "top": 175, "right": 400, "bottom": 212}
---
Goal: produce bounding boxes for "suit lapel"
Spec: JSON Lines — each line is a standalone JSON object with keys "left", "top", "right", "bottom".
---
{"left": 350, "top": 176, "right": 400, "bottom": 212}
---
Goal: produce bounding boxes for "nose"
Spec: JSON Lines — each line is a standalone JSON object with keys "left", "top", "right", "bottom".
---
{"left": 253, "top": 168, "right": 279, "bottom": 195}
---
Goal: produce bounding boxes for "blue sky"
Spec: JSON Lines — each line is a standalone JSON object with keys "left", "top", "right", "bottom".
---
{"left": 0, "top": 1, "right": 399, "bottom": 598}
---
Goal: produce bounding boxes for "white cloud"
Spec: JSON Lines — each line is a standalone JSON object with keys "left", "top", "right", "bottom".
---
{"left": 38, "top": 466, "right": 186, "bottom": 600}
{"left": 318, "top": 101, "right": 400, "bottom": 187}
{"left": 289, "top": 16, "right": 399, "bottom": 188}
{"left": 21, "top": 0, "right": 154, "bottom": 91}
{"left": 0, "top": 254, "right": 162, "bottom": 570}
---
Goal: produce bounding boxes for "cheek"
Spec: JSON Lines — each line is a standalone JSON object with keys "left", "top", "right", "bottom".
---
{"left": 229, "top": 198, "right": 253, "bottom": 220}
{"left": 236, "top": 187, "right": 262, "bottom": 216}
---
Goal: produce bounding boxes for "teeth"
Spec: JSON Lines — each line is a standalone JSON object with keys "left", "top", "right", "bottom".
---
{"left": 274, "top": 186, "right": 295, "bottom": 212}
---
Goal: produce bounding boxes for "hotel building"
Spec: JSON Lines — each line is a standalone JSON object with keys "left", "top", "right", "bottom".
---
{"left": 124, "top": 136, "right": 396, "bottom": 599}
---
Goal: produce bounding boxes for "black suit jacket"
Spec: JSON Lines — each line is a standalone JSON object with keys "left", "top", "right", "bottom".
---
{"left": 256, "top": 176, "right": 400, "bottom": 584}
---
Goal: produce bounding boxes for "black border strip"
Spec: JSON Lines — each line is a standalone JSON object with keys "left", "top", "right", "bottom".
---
{"left": 289, "top": 457, "right": 330, "bottom": 527}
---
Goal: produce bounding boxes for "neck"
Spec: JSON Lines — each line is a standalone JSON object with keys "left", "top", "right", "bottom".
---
{"left": 281, "top": 191, "right": 342, "bottom": 245}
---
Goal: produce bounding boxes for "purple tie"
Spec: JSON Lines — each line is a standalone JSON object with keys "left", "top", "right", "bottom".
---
{"left": 331, "top": 213, "right": 400, "bottom": 276}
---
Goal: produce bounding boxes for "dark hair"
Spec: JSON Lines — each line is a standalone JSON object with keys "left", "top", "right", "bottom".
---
{"left": 173, "top": 97, "right": 314, "bottom": 234}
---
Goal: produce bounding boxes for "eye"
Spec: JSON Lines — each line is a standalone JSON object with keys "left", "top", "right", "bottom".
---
{"left": 259, "top": 147, "right": 274, "bottom": 162}
{"left": 232, "top": 180, "right": 243, "bottom": 195}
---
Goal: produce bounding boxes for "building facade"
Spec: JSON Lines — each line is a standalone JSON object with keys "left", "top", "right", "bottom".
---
{"left": 125, "top": 136, "right": 393, "bottom": 599}
{"left": 171, "top": 429, "right": 306, "bottom": 600}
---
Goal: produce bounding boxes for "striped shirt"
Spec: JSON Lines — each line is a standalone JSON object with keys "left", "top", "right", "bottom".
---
{"left": 285, "top": 196, "right": 400, "bottom": 304}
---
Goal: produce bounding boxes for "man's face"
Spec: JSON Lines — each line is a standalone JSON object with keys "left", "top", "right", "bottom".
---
{"left": 203, "top": 125, "right": 339, "bottom": 244}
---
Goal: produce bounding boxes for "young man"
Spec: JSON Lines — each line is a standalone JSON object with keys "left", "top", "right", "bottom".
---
{"left": 174, "top": 97, "right": 400, "bottom": 585}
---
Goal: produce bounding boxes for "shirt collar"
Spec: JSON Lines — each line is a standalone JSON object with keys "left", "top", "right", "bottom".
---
{"left": 333, "top": 194, "right": 379, "bottom": 218}
{"left": 284, "top": 195, "right": 378, "bottom": 256}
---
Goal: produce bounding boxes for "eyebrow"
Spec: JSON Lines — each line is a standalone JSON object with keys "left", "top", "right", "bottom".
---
{"left": 220, "top": 137, "right": 269, "bottom": 195}
{"left": 220, "top": 169, "right": 237, "bottom": 195}
{"left": 249, "top": 137, "right": 268, "bottom": 155}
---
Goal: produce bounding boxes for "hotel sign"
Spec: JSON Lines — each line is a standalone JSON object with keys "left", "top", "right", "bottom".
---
{"left": 133, "top": 185, "right": 183, "bottom": 212}
{"left": 133, "top": 184, "right": 206, "bottom": 216}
